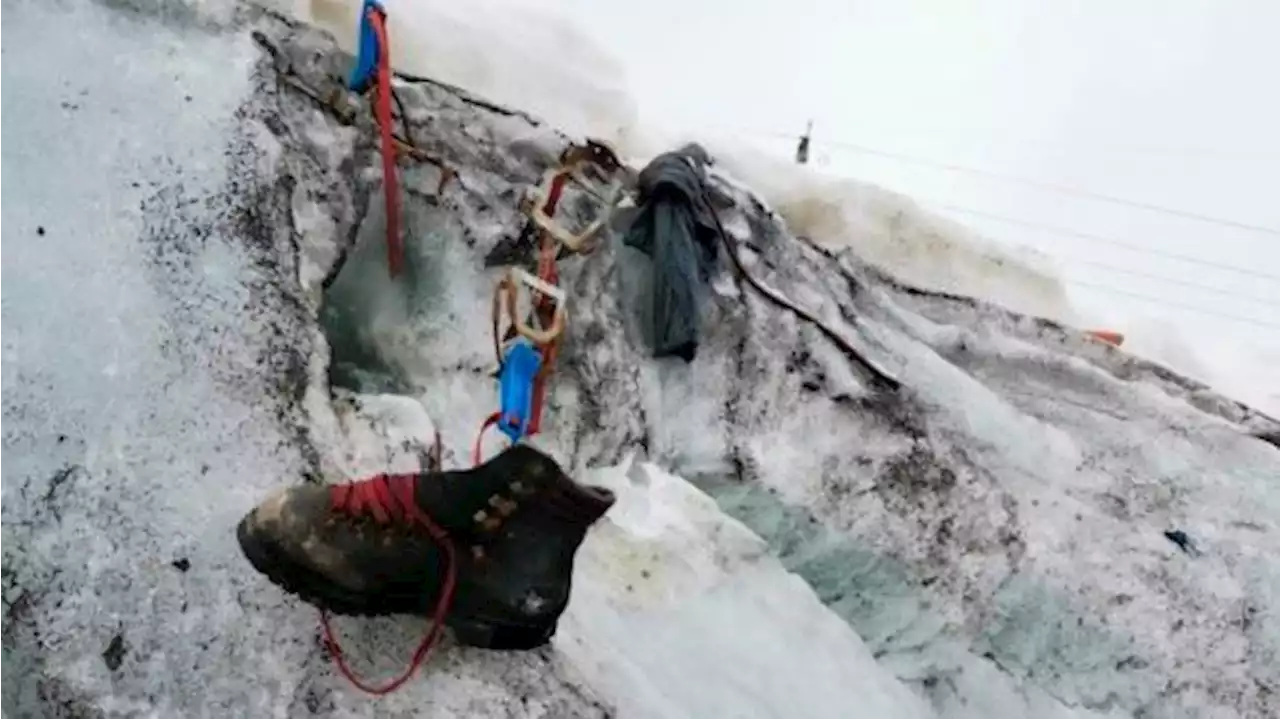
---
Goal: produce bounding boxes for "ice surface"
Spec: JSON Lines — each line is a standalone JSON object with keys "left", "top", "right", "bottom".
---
{"left": 0, "top": 3, "right": 599, "bottom": 716}
{"left": 559, "top": 458, "right": 934, "bottom": 719}
{"left": 0, "top": 4, "right": 937, "bottom": 717}
{"left": 1, "top": 1, "right": 323, "bottom": 713}
{"left": 5, "top": 2, "right": 1280, "bottom": 718}
{"left": 301, "top": 30, "right": 1278, "bottom": 713}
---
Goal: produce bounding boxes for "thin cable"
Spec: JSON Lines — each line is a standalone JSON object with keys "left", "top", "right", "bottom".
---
{"left": 1049, "top": 255, "right": 1280, "bottom": 308}
{"left": 821, "top": 139, "right": 1279, "bottom": 235}
{"left": 733, "top": 127, "right": 1279, "bottom": 235}
{"left": 1064, "top": 279, "right": 1280, "bottom": 330}
{"left": 934, "top": 203, "right": 1280, "bottom": 282}
{"left": 735, "top": 124, "right": 1280, "bottom": 161}
{"left": 922, "top": 201, "right": 1280, "bottom": 303}
{"left": 729, "top": 125, "right": 1280, "bottom": 274}
{"left": 390, "top": 86, "right": 415, "bottom": 147}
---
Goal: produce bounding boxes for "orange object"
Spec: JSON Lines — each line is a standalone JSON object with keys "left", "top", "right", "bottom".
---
{"left": 1087, "top": 329, "right": 1125, "bottom": 347}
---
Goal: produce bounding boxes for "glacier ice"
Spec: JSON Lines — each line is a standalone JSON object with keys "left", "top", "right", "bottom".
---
{"left": 559, "top": 458, "right": 934, "bottom": 719}
{"left": 4, "top": 2, "right": 1279, "bottom": 718}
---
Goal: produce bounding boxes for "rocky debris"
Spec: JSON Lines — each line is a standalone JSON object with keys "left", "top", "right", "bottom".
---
{"left": 1253, "top": 429, "right": 1280, "bottom": 451}
{"left": 1163, "top": 529, "right": 1201, "bottom": 557}
{"left": 102, "top": 633, "right": 129, "bottom": 673}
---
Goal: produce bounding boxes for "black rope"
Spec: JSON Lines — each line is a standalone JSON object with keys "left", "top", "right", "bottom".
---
{"left": 390, "top": 87, "right": 415, "bottom": 148}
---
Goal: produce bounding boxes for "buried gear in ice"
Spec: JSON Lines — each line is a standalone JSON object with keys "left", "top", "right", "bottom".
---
{"left": 237, "top": 444, "right": 615, "bottom": 650}
{"left": 623, "top": 143, "right": 723, "bottom": 362}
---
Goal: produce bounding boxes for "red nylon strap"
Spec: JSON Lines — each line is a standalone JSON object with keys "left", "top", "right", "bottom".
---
{"left": 472, "top": 411, "right": 503, "bottom": 466}
{"left": 370, "top": 9, "right": 403, "bottom": 278}
{"left": 526, "top": 171, "right": 570, "bottom": 435}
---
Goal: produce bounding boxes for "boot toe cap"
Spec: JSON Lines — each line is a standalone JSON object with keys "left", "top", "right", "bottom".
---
{"left": 237, "top": 485, "right": 370, "bottom": 595}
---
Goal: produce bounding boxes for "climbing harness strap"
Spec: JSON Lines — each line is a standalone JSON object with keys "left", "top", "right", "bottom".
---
{"left": 490, "top": 267, "right": 569, "bottom": 357}
{"left": 473, "top": 142, "right": 625, "bottom": 459}
{"left": 488, "top": 268, "right": 565, "bottom": 445}
{"left": 480, "top": 266, "right": 567, "bottom": 456}
{"left": 527, "top": 145, "right": 626, "bottom": 434}
{"left": 525, "top": 170, "right": 623, "bottom": 253}
{"left": 524, "top": 142, "right": 628, "bottom": 254}
{"left": 349, "top": 0, "right": 403, "bottom": 278}
{"left": 370, "top": 7, "right": 403, "bottom": 278}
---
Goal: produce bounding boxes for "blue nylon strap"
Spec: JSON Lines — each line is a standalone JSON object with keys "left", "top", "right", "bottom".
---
{"left": 496, "top": 340, "right": 544, "bottom": 443}
{"left": 348, "top": 0, "right": 385, "bottom": 92}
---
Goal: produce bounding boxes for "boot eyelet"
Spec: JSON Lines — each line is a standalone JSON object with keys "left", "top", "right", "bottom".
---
{"left": 488, "top": 494, "right": 519, "bottom": 516}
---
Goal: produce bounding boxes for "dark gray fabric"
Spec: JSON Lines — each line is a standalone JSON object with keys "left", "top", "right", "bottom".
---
{"left": 622, "top": 145, "right": 721, "bottom": 362}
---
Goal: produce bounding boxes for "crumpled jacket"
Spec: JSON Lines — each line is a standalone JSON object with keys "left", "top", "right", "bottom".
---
{"left": 622, "top": 144, "right": 722, "bottom": 362}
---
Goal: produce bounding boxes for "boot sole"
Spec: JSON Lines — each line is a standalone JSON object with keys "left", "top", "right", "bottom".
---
{"left": 237, "top": 517, "right": 557, "bottom": 650}
{"left": 449, "top": 616, "right": 557, "bottom": 650}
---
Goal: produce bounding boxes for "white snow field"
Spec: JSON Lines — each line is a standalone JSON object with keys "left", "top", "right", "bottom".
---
{"left": 4, "top": 2, "right": 1279, "bottom": 719}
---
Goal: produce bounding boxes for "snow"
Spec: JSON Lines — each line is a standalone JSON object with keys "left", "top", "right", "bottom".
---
{"left": 702, "top": 147, "right": 1081, "bottom": 324}
{"left": 296, "top": 0, "right": 638, "bottom": 143}
{"left": 1, "top": 2, "right": 316, "bottom": 714}
{"left": 4, "top": 1, "right": 1280, "bottom": 718}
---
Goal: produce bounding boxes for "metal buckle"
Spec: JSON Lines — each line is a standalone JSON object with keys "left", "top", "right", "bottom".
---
{"left": 491, "top": 267, "right": 567, "bottom": 365}
{"left": 523, "top": 143, "right": 627, "bottom": 254}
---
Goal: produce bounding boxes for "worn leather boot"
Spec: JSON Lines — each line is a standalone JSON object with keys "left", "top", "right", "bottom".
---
{"left": 236, "top": 444, "right": 614, "bottom": 649}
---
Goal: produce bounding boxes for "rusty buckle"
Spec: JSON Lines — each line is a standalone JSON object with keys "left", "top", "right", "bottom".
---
{"left": 490, "top": 267, "right": 568, "bottom": 367}
{"left": 522, "top": 140, "right": 628, "bottom": 254}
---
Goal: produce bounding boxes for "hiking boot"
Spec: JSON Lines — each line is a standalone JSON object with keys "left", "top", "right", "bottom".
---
{"left": 236, "top": 444, "right": 615, "bottom": 649}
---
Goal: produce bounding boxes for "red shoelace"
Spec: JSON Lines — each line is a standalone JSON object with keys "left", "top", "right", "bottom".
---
{"left": 319, "top": 473, "right": 457, "bottom": 695}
